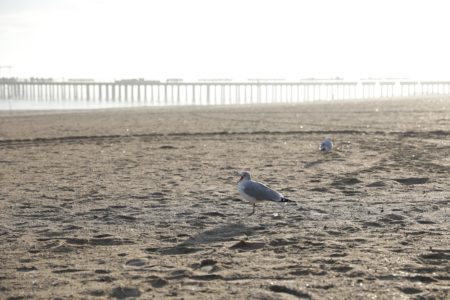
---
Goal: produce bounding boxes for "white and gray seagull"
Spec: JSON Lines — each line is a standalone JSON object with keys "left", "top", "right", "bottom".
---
{"left": 319, "top": 138, "right": 333, "bottom": 152}
{"left": 237, "top": 171, "right": 294, "bottom": 216}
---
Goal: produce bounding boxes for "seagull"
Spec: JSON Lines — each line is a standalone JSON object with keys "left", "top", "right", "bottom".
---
{"left": 237, "top": 171, "right": 294, "bottom": 216}
{"left": 319, "top": 138, "right": 333, "bottom": 152}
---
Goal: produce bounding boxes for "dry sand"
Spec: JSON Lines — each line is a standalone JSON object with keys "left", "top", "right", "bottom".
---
{"left": 0, "top": 97, "right": 449, "bottom": 299}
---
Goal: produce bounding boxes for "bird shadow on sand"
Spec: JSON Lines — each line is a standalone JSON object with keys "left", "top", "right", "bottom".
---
{"left": 304, "top": 151, "right": 343, "bottom": 168}
{"left": 148, "top": 223, "right": 256, "bottom": 255}
{"left": 181, "top": 223, "right": 255, "bottom": 245}
{"left": 304, "top": 159, "right": 324, "bottom": 168}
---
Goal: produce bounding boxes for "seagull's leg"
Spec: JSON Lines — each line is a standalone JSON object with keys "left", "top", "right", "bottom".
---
{"left": 248, "top": 203, "right": 256, "bottom": 216}
{"left": 263, "top": 201, "right": 269, "bottom": 215}
{"left": 274, "top": 201, "right": 286, "bottom": 216}
{"left": 282, "top": 201, "right": 288, "bottom": 215}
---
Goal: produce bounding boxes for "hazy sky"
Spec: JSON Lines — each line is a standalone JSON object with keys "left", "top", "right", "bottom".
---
{"left": 1, "top": 0, "right": 449, "bottom": 81}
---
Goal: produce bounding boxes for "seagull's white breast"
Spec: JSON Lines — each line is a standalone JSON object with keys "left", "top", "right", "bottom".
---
{"left": 238, "top": 181, "right": 258, "bottom": 203}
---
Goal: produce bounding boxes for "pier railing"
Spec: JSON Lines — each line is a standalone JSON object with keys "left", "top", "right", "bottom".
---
{"left": 1, "top": 79, "right": 450, "bottom": 106}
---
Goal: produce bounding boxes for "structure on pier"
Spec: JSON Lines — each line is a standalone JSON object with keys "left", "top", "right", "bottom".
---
{"left": 1, "top": 79, "right": 450, "bottom": 106}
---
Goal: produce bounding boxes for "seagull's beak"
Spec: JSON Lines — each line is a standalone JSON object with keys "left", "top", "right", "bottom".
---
{"left": 238, "top": 176, "right": 244, "bottom": 183}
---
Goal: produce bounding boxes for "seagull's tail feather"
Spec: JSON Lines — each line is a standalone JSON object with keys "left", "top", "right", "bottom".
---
{"left": 279, "top": 197, "right": 294, "bottom": 202}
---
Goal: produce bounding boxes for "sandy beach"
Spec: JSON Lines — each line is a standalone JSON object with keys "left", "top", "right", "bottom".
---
{"left": 0, "top": 97, "right": 449, "bottom": 299}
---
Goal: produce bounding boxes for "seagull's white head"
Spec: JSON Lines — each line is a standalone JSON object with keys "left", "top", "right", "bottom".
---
{"left": 238, "top": 171, "right": 251, "bottom": 183}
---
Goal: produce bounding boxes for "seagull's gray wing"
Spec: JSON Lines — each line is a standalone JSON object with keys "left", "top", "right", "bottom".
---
{"left": 243, "top": 181, "right": 282, "bottom": 202}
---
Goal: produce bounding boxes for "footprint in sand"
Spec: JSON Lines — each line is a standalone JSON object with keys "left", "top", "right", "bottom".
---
{"left": 366, "top": 181, "right": 386, "bottom": 187}
{"left": 397, "top": 287, "right": 423, "bottom": 295}
{"left": 378, "top": 213, "right": 406, "bottom": 225}
{"left": 94, "top": 269, "right": 111, "bottom": 274}
{"left": 88, "top": 289, "right": 106, "bottom": 297}
{"left": 148, "top": 277, "right": 168, "bottom": 288}
{"left": 16, "top": 266, "right": 37, "bottom": 272}
{"left": 269, "top": 285, "right": 312, "bottom": 299}
{"left": 229, "top": 240, "right": 266, "bottom": 251}
{"left": 125, "top": 258, "right": 147, "bottom": 267}
{"left": 159, "top": 245, "right": 203, "bottom": 255}
{"left": 110, "top": 287, "right": 141, "bottom": 299}
{"left": 191, "top": 258, "right": 220, "bottom": 273}
{"left": 393, "top": 177, "right": 429, "bottom": 185}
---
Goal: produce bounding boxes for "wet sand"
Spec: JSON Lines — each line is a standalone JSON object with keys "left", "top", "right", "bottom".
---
{"left": 0, "top": 97, "right": 449, "bottom": 299}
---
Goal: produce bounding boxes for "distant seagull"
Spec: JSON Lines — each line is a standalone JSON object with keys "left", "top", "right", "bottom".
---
{"left": 319, "top": 138, "right": 333, "bottom": 152}
{"left": 237, "top": 171, "right": 294, "bottom": 216}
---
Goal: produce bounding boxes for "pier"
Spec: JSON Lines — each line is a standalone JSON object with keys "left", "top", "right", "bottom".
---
{"left": 1, "top": 79, "right": 450, "bottom": 107}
